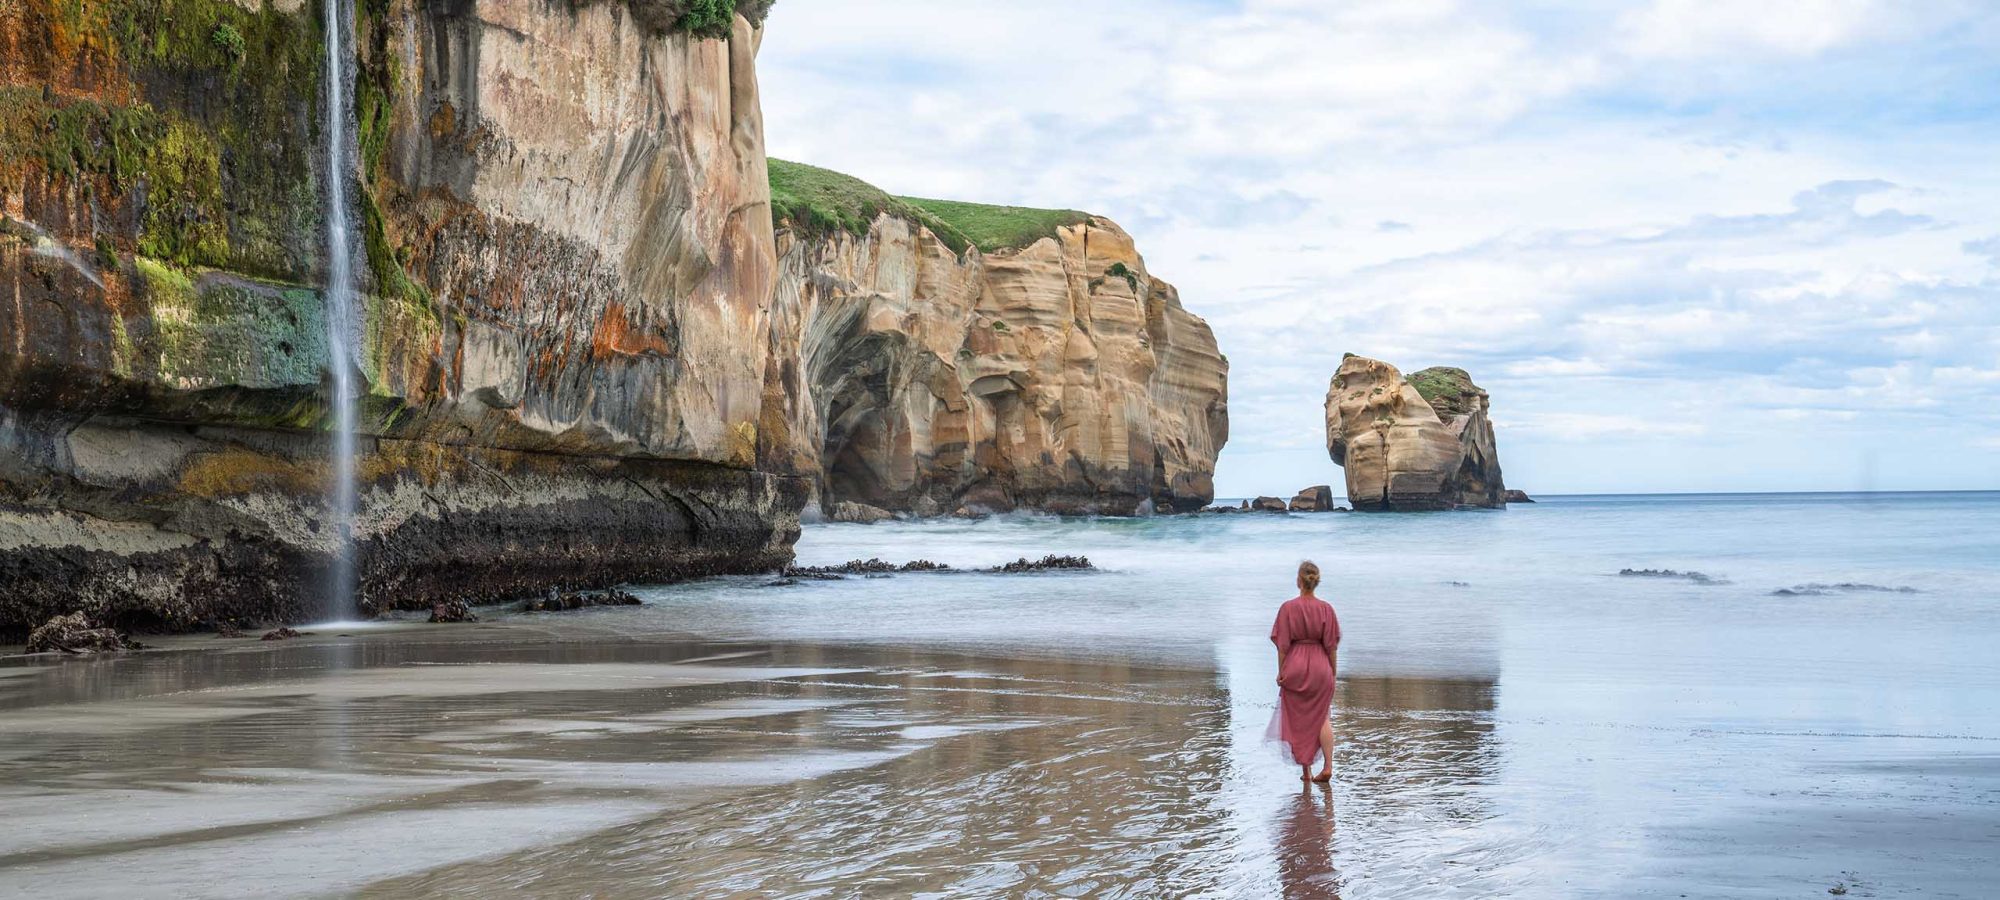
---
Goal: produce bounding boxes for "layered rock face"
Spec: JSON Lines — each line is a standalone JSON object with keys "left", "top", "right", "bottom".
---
{"left": 0, "top": 1, "right": 797, "bottom": 630}
{"left": 758, "top": 172, "right": 1229, "bottom": 517}
{"left": 1323, "top": 356, "right": 1505, "bottom": 511}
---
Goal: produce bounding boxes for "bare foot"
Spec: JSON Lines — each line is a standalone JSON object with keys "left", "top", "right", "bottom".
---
{"left": 1311, "top": 768, "right": 1332, "bottom": 783}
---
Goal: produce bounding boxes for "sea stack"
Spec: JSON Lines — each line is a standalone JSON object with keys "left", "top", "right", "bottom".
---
{"left": 1323, "top": 355, "right": 1506, "bottom": 511}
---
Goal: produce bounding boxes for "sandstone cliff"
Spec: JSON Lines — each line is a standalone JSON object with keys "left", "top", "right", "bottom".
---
{"left": 757, "top": 161, "right": 1229, "bottom": 517}
{"left": 0, "top": 0, "right": 796, "bottom": 630}
{"left": 1323, "top": 356, "right": 1505, "bottom": 511}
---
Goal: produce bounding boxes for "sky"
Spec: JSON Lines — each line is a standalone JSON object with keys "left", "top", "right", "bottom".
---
{"left": 756, "top": 0, "right": 2000, "bottom": 497}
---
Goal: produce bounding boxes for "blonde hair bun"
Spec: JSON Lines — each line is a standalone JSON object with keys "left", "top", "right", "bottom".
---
{"left": 1298, "top": 560, "right": 1321, "bottom": 592}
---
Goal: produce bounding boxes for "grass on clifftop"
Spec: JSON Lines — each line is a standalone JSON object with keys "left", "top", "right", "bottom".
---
{"left": 1408, "top": 366, "right": 1484, "bottom": 419}
{"left": 896, "top": 197, "right": 1091, "bottom": 255}
{"left": 768, "top": 159, "right": 973, "bottom": 254}
{"left": 767, "top": 158, "right": 1092, "bottom": 255}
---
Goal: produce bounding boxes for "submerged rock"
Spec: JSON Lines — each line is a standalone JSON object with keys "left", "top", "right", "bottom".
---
{"left": 260, "top": 627, "right": 308, "bottom": 641}
{"left": 25, "top": 613, "right": 142, "bottom": 654}
{"left": 1324, "top": 356, "right": 1507, "bottom": 511}
{"left": 1619, "top": 568, "right": 1727, "bottom": 585}
{"left": 992, "top": 555, "right": 1093, "bottom": 573}
{"left": 781, "top": 558, "right": 955, "bottom": 579}
{"left": 1773, "top": 582, "right": 1919, "bottom": 597}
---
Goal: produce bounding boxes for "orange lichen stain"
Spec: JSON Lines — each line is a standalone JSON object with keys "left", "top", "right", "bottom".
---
{"left": 427, "top": 100, "right": 455, "bottom": 137}
{"left": 362, "top": 439, "right": 455, "bottom": 487}
{"left": 178, "top": 449, "right": 322, "bottom": 498}
{"left": 591, "top": 302, "right": 675, "bottom": 357}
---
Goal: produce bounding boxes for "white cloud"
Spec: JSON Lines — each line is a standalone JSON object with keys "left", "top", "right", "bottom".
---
{"left": 1617, "top": 0, "right": 1891, "bottom": 59}
{"left": 1506, "top": 412, "right": 1707, "bottom": 441}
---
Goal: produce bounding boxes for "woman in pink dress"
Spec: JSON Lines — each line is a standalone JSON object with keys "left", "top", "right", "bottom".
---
{"left": 1271, "top": 560, "right": 1341, "bottom": 783}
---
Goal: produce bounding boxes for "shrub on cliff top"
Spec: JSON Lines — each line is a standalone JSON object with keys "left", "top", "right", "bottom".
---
{"left": 1408, "top": 366, "right": 1484, "bottom": 419}
{"left": 609, "top": 0, "right": 775, "bottom": 37}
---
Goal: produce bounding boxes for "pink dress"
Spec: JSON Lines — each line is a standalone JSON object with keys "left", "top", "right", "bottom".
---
{"left": 1269, "top": 595, "right": 1341, "bottom": 766}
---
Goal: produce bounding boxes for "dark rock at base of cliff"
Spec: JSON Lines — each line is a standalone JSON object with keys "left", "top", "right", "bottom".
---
{"left": 0, "top": 421, "right": 806, "bottom": 635}
{"left": 428, "top": 601, "right": 478, "bottom": 623}
{"left": 1505, "top": 489, "right": 1535, "bottom": 503}
{"left": 261, "top": 627, "right": 308, "bottom": 641}
{"left": 1290, "top": 486, "right": 1336, "bottom": 512}
{"left": 992, "top": 555, "right": 1092, "bottom": 573}
{"left": 1251, "top": 496, "right": 1288, "bottom": 512}
{"left": 522, "top": 588, "right": 643, "bottom": 613}
{"left": 25, "top": 613, "right": 143, "bottom": 654}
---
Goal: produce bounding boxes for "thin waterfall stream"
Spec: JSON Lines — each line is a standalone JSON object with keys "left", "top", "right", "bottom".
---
{"left": 322, "top": 0, "right": 358, "bottom": 622}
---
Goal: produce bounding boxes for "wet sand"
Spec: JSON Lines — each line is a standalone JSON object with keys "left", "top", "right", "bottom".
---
{"left": 3, "top": 622, "right": 1993, "bottom": 898}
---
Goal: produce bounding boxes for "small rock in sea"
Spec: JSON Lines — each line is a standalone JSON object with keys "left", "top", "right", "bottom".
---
{"left": 428, "top": 600, "right": 478, "bottom": 623}
{"left": 1445, "top": 580, "right": 1471, "bottom": 587}
{"left": 1289, "top": 485, "right": 1336, "bottom": 512}
{"left": 762, "top": 578, "right": 802, "bottom": 588}
{"left": 214, "top": 622, "right": 246, "bottom": 639}
{"left": 1618, "top": 568, "right": 1726, "bottom": 585}
{"left": 261, "top": 627, "right": 307, "bottom": 641}
{"left": 1251, "top": 496, "right": 1288, "bottom": 512}
{"left": 898, "top": 559, "right": 951, "bottom": 572}
{"left": 26, "top": 613, "right": 143, "bottom": 654}
{"left": 1505, "top": 489, "right": 1535, "bottom": 503}
{"left": 991, "top": 554, "right": 1093, "bottom": 573}
{"left": 521, "top": 587, "right": 643, "bottom": 613}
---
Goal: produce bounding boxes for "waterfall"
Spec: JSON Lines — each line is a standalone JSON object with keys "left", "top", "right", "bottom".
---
{"left": 322, "top": 0, "right": 359, "bottom": 621}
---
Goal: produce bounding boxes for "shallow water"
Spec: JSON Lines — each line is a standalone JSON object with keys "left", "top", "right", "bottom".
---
{"left": 2, "top": 492, "right": 1997, "bottom": 897}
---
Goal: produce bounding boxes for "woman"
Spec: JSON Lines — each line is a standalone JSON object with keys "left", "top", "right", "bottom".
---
{"left": 1271, "top": 560, "right": 1341, "bottom": 783}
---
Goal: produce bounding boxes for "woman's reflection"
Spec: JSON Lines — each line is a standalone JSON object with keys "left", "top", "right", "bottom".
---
{"left": 1276, "top": 782, "right": 1340, "bottom": 898}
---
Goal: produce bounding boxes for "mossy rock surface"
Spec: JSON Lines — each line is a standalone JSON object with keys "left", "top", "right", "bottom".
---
{"left": 1408, "top": 366, "right": 1484, "bottom": 419}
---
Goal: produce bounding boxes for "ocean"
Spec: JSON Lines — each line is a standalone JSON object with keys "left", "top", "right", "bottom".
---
{"left": 2, "top": 492, "right": 1995, "bottom": 897}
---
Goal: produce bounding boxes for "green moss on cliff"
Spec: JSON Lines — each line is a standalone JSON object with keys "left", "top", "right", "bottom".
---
{"left": 767, "top": 158, "right": 974, "bottom": 254}
{"left": 896, "top": 197, "right": 1090, "bottom": 255}
{"left": 1408, "top": 366, "right": 1484, "bottom": 419}
{"left": 7, "top": 0, "right": 323, "bottom": 280}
